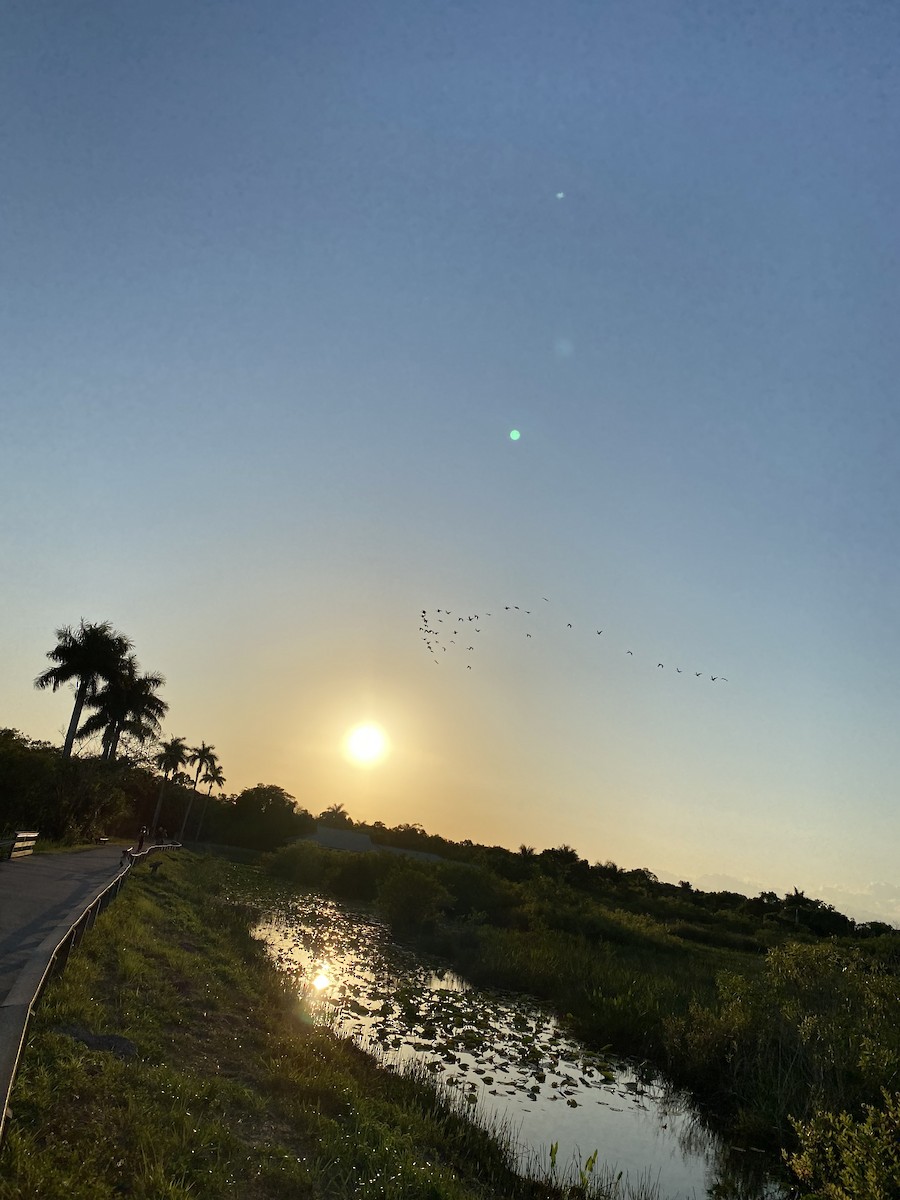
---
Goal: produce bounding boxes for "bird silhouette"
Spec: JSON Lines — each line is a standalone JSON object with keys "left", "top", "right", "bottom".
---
{"left": 418, "top": 601, "right": 729, "bottom": 688}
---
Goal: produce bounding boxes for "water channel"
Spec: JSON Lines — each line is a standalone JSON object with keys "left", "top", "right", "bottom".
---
{"left": 247, "top": 883, "right": 790, "bottom": 1199}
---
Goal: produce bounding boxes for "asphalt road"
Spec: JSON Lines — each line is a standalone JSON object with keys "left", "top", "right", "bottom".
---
{"left": 0, "top": 845, "right": 128, "bottom": 1004}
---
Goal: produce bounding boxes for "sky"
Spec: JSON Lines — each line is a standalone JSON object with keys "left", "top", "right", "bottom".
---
{"left": 3, "top": 0, "right": 899, "bottom": 924}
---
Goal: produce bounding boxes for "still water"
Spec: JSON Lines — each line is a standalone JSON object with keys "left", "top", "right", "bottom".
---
{"left": 250, "top": 888, "right": 789, "bottom": 1199}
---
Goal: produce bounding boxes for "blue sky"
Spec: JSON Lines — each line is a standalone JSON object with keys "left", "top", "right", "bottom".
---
{"left": 3, "top": 1, "right": 899, "bottom": 922}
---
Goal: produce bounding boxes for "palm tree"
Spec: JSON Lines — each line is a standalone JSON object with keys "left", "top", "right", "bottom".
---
{"left": 201, "top": 763, "right": 226, "bottom": 796}
{"left": 150, "top": 736, "right": 189, "bottom": 836}
{"left": 75, "top": 653, "right": 168, "bottom": 762}
{"left": 154, "top": 736, "right": 190, "bottom": 779}
{"left": 195, "top": 763, "right": 226, "bottom": 841}
{"left": 317, "top": 802, "right": 353, "bottom": 828}
{"left": 179, "top": 742, "right": 218, "bottom": 840}
{"left": 34, "top": 621, "right": 132, "bottom": 758}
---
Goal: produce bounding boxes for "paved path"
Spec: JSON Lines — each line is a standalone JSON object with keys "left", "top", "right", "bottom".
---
{"left": 0, "top": 844, "right": 150, "bottom": 1140}
{"left": 0, "top": 846, "right": 128, "bottom": 1005}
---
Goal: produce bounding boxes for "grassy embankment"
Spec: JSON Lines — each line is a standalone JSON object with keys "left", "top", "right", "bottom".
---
{"left": 0, "top": 851, "right": 636, "bottom": 1200}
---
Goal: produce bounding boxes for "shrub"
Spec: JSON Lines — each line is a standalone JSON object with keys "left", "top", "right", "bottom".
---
{"left": 666, "top": 942, "right": 900, "bottom": 1140}
{"left": 376, "top": 865, "right": 452, "bottom": 935}
{"left": 787, "top": 1090, "right": 900, "bottom": 1199}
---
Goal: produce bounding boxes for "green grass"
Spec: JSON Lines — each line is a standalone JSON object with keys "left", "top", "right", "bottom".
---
{"left": 0, "top": 853, "right": 647, "bottom": 1200}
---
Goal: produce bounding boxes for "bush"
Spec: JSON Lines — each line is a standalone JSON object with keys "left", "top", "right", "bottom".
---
{"left": 666, "top": 942, "right": 900, "bottom": 1140}
{"left": 265, "top": 840, "right": 330, "bottom": 887}
{"left": 788, "top": 1091, "right": 900, "bottom": 1199}
{"left": 376, "top": 865, "right": 452, "bottom": 935}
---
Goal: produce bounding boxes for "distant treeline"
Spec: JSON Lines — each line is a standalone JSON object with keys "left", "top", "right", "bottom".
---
{"left": 325, "top": 809, "right": 895, "bottom": 941}
{"left": 0, "top": 729, "right": 313, "bottom": 849}
{"left": 2, "top": 727, "right": 895, "bottom": 941}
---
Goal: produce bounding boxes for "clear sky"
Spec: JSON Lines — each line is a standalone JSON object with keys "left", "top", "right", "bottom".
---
{"left": 3, "top": 1, "right": 899, "bottom": 923}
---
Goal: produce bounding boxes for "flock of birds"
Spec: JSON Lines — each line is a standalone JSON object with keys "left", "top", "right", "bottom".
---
{"left": 418, "top": 599, "right": 729, "bottom": 682}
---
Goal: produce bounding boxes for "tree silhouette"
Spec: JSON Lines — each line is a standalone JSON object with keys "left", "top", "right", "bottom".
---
{"left": 150, "top": 736, "right": 189, "bottom": 835}
{"left": 180, "top": 742, "right": 218, "bottom": 840}
{"left": 317, "top": 802, "right": 353, "bottom": 828}
{"left": 34, "top": 621, "right": 132, "bottom": 758}
{"left": 75, "top": 653, "right": 167, "bottom": 762}
{"left": 195, "top": 763, "right": 226, "bottom": 841}
{"left": 187, "top": 742, "right": 218, "bottom": 790}
{"left": 201, "top": 763, "right": 226, "bottom": 796}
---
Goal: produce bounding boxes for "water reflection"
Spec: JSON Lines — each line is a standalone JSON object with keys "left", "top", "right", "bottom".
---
{"left": 251, "top": 889, "right": 788, "bottom": 1200}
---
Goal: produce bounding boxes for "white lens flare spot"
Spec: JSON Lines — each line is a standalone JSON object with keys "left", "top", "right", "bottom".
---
{"left": 556, "top": 191, "right": 565, "bottom": 199}
{"left": 344, "top": 723, "right": 388, "bottom": 766}
{"left": 312, "top": 972, "right": 331, "bottom": 991}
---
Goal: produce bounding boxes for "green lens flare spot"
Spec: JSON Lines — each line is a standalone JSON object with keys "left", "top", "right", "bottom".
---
{"left": 509, "top": 429, "right": 521, "bottom": 441}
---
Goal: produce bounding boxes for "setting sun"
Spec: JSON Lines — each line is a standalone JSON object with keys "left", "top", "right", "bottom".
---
{"left": 344, "top": 723, "right": 389, "bottom": 767}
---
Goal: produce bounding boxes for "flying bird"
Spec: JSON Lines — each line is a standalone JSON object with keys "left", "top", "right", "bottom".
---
{"left": 658, "top": 663, "right": 664, "bottom": 669}
{"left": 626, "top": 650, "right": 633, "bottom": 655}
{"left": 695, "top": 672, "right": 702, "bottom": 677}
{"left": 567, "top": 623, "right": 572, "bottom": 629}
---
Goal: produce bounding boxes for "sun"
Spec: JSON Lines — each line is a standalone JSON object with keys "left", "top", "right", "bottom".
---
{"left": 344, "top": 723, "right": 389, "bottom": 767}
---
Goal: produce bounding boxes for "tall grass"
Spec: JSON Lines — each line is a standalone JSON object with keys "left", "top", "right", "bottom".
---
{"left": 0, "top": 852, "right": 660, "bottom": 1200}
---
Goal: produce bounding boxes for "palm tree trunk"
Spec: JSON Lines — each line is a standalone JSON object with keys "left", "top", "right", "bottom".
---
{"left": 195, "top": 793, "right": 211, "bottom": 842}
{"left": 150, "top": 774, "right": 168, "bottom": 836}
{"left": 62, "top": 678, "right": 89, "bottom": 758}
{"left": 178, "top": 791, "right": 196, "bottom": 842}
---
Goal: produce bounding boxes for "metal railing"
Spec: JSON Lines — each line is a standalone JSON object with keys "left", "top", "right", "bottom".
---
{"left": 0, "top": 842, "right": 181, "bottom": 1146}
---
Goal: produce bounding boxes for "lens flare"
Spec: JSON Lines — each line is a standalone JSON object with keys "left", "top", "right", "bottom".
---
{"left": 509, "top": 429, "right": 521, "bottom": 441}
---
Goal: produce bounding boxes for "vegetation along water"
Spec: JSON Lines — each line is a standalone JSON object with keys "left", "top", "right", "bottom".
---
{"left": 261, "top": 832, "right": 900, "bottom": 1198}
{"left": 2, "top": 712, "right": 899, "bottom": 1197}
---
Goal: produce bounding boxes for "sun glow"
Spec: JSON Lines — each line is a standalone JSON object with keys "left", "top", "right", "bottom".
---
{"left": 344, "top": 723, "right": 389, "bottom": 766}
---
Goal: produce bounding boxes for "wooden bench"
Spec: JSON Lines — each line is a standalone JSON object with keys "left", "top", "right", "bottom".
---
{"left": 0, "top": 831, "right": 39, "bottom": 862}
